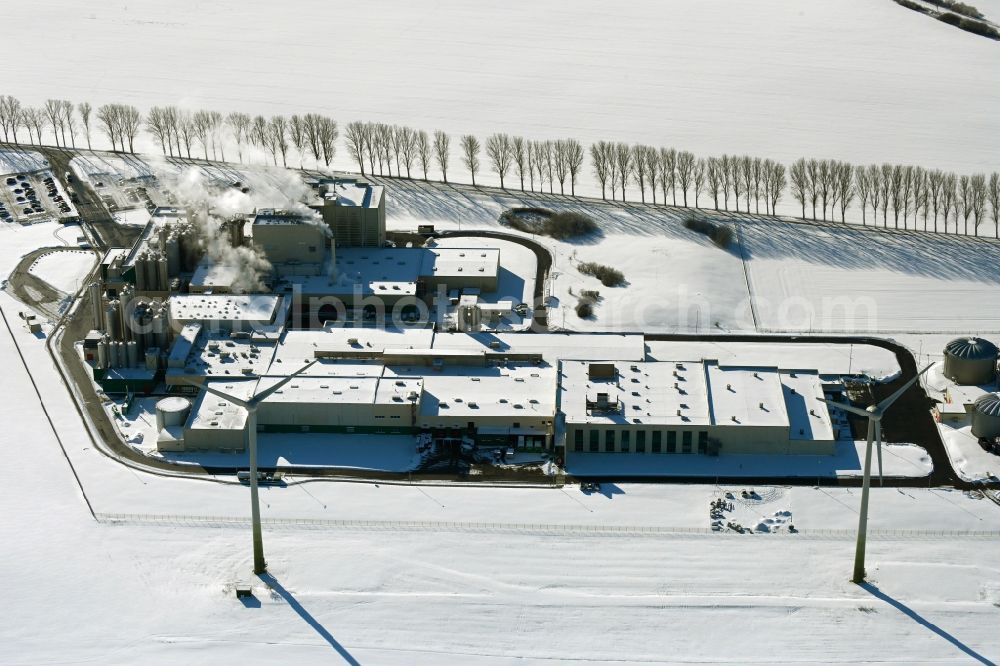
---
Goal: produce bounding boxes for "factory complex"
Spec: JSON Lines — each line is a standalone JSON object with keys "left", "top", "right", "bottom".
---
{"left": 115, "top": 319, "right": 844, "bottom": 463}
{"left": 66, "top": 174, "right": 1000, "bottom": 473}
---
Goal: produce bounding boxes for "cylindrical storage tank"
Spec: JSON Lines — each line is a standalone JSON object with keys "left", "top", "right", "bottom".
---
{"left": 134, "top": 258, "right": 146, "bottom": 291}
{"left": 108, "top": 341, "right": 118, "bottom": 369}
{"left": 145, "top": 348, "right": 159, "bottom": 371}
{"left": 943, "top": 337, "right": 998, "bottom": 386}
{"left": 115, "top": 341, "right": 125, "bottom": 369}
{"left": 971, "top": 393, "right": 1000, "bottom": 439}
{"left": 157, "top": 257, "right": 168, "bottom": 292}
{"left": 126, "top": 340, "right": 138, "bottom": 367}
{"left": 96, "top": 339, "right": 108, "bottom": 370}
{"left": 89, "top": 282, "right": 103, "bottom": 330}
{"left": 155, "top": 396, "right": 191, "bottom": 431}
{"left": 105, "top": 303, "right": 119, "bottom": 341}
{"left": 166, "top": 238, "right": 180, "bottom": 276}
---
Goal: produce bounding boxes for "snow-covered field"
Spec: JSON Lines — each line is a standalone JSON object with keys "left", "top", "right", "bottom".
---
{"left": 27, "top": 249, "right": 95, "bottom": 294}
{"left": 4, "top": 1, "right": 1000, "bottom": 223}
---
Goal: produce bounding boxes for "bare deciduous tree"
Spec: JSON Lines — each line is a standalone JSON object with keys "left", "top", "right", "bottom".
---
{"left": 693, "top": 158, "right": 707, "bottom": 208}
{"left": 854, "top": 165, "right": 871, "bottom": 225}
{"left": 766, "top": 160, "right": 786, "bottom": 214}
{"left": 835, "top": 161, "right": 854, "bottom": 223}
{"left": 460, "top": 134, "right": 481, "bottom": 186}
{"left": 789, "top": 158, "right": 808, "bottom": 219}
{"left": 77, "top": 101, "right": 92, "bottom": 149}
{"left": 659, "top": 148, "right": 677, "bottom": 205}
{"left": 988, "top": 172, "right": 1000, "bottom": 239}
{"left": 317, "top": 116, "right": 337, "bottom": 167}
{"left": 146, "top": 107, "right": 171, "bottom": 155}
{"left": 344, "top": 121, "right": 368, "bottom": 174}
{"left": 416, "top": 130, "right": 431, "bottom": 181}
{"left": 44, "top": 99, "right": 63, "bottom": 146}
{"left": 60, "top": 100, "right": 76, "bottom": 148}
{"left": 289, "top": 115, "right": 307, "bottom": 168}
{"left": 631, "top": 145, "right": 650, "bottom": 203}
{"left": 971, "top": 173, "right": 988, "bottom": 236}
{"left": 554, "top": 139, "right": 571, "bottom": 195}
{"left": 433, "top": 130, "right": 450, "bottom": 183}
{"left": 511, "top": 136, "right": 527, "bottom": 190}
{"left": 485, "top": 133, "right": 513, "bottom": 189}
{"left": 590, "top": 141, "right": 613, "bottom": 199}
{"left": 677, "top": 151, "right": 696, "bottom": 207}
{"left": 565, "top": 139, "right": 584, "bottom": 196}
{"left": 706, "top": 157, "right": 722, "bottom": 210}
{"left": 192, "top": 110, "right": 212, "bottom": 160}
{"left": 398, "top": 126, "right": 417, "bottom": 178}
{"left": 226, "top": 112, "right": 251, "bottom": 163}
{"left": 0, "top": 95, "right": 22, "bottom": 142}
{"left": 958, "top": 174, "right": 973, "bottom": 235}
{"left": 613, "top": 143, "right": 632, "bottom": 202}
{"left": 940, "top": 172, "right": 957, "bottom": 234}
{"left": 927, "top": 169, "right": 944, "bottom": 233}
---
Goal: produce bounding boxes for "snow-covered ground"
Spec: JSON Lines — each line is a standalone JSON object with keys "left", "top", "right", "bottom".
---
{"left": 385, "top": 178, "right": 1000, "bottom": 336}
{"left": 0, "top": 148, "right": 48, "bottom": 174}
{"left": 27, "top": 249, "right": 96, "bottom": 294}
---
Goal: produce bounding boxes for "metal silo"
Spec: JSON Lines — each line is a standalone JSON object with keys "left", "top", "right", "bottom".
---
{"left": 971, "top": 393, "right": 1000, "bottom": 439}
{"left": 942, "top": 337, "right": 998, "bottom": 385}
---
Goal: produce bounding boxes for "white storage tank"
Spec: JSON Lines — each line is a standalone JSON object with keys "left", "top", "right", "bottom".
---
{"left": 155, "top": 396, "right": 191, "bottom": 431}
{"left": 126, "top": 340, "right": 139, "bottom": 367}
{"left": 943, "top": 337, "right": 998, "bottom": 386}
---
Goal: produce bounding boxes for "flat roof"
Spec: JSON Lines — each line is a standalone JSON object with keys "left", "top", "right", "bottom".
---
{"left": 561, "top": 360, "right": 711, "bottom": 426}
{"left": 190, "top": 259, "right": 240, "bottom": 290}
{"left": 410, "top": 364, "right": 557, "bottom": 419}
{"left": 271, "top": 327, "right": 435, "bottom": 368}
{"left": 188, "top": 380, "right": 252, "bottom": 433}
{"left": 256, "top": 375, "right": 422, "bottom": 406}
{"left": 705, "top": 362, "right": 787, "bottom": 428}
{"left": 168, "top": 294, "right": 281, "bottom": 323}
{"left": 320, "top": 179, "right": 383, "bottom": 208}
{"left": 422, "top": 248, "right": 500, "bottom": 279}
{"left": 781, "top": 370, "right": 835, "bottom": 441}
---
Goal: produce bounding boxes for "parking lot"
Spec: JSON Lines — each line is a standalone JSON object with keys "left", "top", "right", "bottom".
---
{"left": 0, "top": 170, "right": 79, "bottom": 226}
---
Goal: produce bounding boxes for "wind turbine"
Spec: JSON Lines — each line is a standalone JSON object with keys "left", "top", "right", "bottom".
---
{"left": 185, "top": 359, "right": 317, "bottom": 574}
{"left": 820, "top": 363, "right": 932, "bottom": 584}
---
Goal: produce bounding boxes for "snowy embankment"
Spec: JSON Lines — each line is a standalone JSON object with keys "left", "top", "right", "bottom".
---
{"left": 0, "top": 148, "right": 48, "bottom": 174}
{"left": 27, "top": 249, "right": 95, "bottom": 294}
{"left": 384, "top": 177, "right": 1000, "bottom": 337}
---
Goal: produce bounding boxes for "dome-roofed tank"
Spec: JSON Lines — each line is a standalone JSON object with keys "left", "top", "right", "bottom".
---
{"left": 943, "top": 337, "right": 998, "bottom": 386}
{"left": 971, "top": 393, "right": 1000, "bottom": 439}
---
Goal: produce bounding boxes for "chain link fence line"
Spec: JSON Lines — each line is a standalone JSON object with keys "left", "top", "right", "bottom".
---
{"left": 94, "top": 512, "right": 1000, "bottom": 540}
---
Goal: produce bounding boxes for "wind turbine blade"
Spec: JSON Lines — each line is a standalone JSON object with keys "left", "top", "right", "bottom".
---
{"left": 198, "top": 381, "right": 253, "bottom": 409}
{"left": 877, "top": 363, "right": 933, "bottom": 413}
{"left": 875, "top": 420, "right": 883, "bottom": 486}
{"left": 249, "top": 359, "right": 318, "bottom": 406}
{"left": 818, "top": 397, "right": 871, "bottom": 419}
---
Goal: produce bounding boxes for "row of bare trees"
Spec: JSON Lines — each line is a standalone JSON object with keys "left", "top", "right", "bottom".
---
{"left": 4, "top": 93, "right": 999, "bottom": 236}
{"left": 790, "top": 158, "right": 1000, "bottom": 237}
{"left": 0, "top": 95, "right": 99, "bottom": 150}
{"left": 589, "top": 144, "right": 787, "bottom": 214}
{"left": 343, "top": 122, "right": 447, "bottom": 181}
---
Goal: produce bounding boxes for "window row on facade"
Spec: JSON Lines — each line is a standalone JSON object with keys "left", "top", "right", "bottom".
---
{"left": 571, "top": 427, "right": 709, "bottom": 454}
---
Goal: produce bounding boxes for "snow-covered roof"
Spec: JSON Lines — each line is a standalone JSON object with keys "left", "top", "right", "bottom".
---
{"left": 409, "top": 364, "right": 557, "bottom": 419}
{"left": 168, "top": 293, "right": 281, "bottom": 325}
{"left": 421, "top": 248, "right": 499, "bottom": 280}
{"left": 560, "top": 360, "right": 711, "bottom": 426}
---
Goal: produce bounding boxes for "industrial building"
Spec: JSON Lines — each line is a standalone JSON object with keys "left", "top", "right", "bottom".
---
{"left": 308, "top": 178, "right": 386, "bottom": 247}
{"left": 143, "top": 324, "right": 844, "bottom": 461}
{"left": 560, "top": 359, "right": 836, "bottom": 458}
